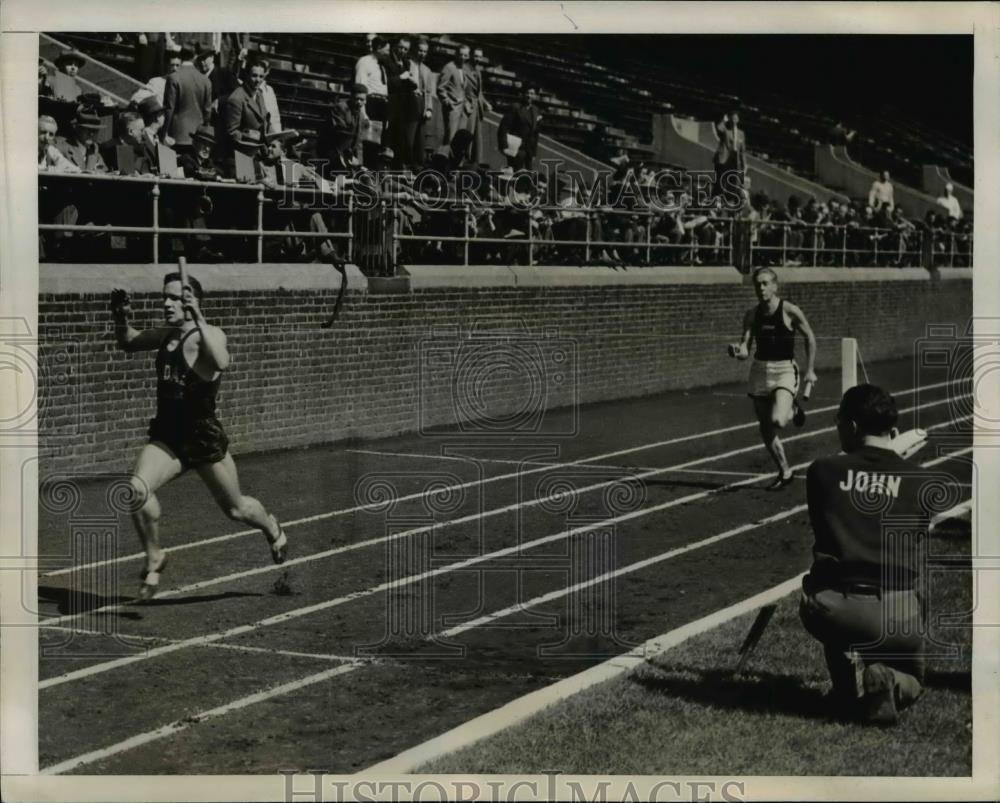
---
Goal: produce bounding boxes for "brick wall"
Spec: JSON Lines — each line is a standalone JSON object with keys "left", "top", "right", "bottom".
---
{"left": 38, "top": 265, "right": 972, "bottom": 474}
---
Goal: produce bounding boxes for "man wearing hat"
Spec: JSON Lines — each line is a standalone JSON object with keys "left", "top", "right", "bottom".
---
{"left": 163, "top": 44, "right": 212, "bottom": 154}
{"left": 180, "top": 125, "right": 221, "bottom": 182}
{"left": 224, "top": 61, "right": 270, "bottom": 158}
{"left": 55, "top": 111, "right": 109, "bottom": 172}
{"left": 136, "top": 95, "right": 167, "bottom": 172}
{"left": 50, "top": 49, "right": 86, "bottom": 102}
{"left": 195, "top": 44, "right": 239, "bottom": 121}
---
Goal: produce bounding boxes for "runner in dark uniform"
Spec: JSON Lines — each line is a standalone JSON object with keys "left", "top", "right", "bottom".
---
{"left": 111, "top": 270, "right": 288, "bottom": 601}
{"left": 800, "top": 384, "right": 930, "bottom": 725}
{"left": 728, "top": 267, "right": 818, "bottom": 488}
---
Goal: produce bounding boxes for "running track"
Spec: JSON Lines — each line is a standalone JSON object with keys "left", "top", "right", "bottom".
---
{"left": 35, "top": 357, "right": 975, "bottom": 773}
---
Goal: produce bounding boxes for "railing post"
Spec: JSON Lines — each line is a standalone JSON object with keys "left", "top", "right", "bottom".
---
{"left": 646, "top": 210, "right": 652, "bottom": 266}
{"left": 812, "top": 224, "right": 819, "bottom": 267}
{"left": 841, "top": 223, "right": 847, "bottom": 268}
{"left": 584, "top": 210, "right": 591, "bottom": 264}
{"left": 391, "top": 202, "right": 399, "bottom": 276}
{"left": 256, "top": 188, "right": 265, "bottom": 263}
{"left": 780, "top": 222, "right": 788, "bottom": 266}
{"left": 151, "top": 180, "right": 160, "bottom": 264}
{"left": 873, "top": 226, "right": 879, "bottom": 267}
{"left": 347, "top": 192, "right": 354, "bottom": 262}
{"left": 528, "top": 207, "right": 534, "bottom": 266}
{"left": 949, "top": 232, "right": 956, "bottom": 268}
{"left": 463, "top": 201, "right": 470, "bottom": 267}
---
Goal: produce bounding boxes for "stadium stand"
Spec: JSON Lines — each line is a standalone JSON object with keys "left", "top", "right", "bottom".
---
{"left": 37, "top": 32, "right": 973, "bottom": 271}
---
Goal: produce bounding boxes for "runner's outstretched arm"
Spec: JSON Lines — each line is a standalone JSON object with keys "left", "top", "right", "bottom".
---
{"left": 110, "top": 289, "right": 167, "bottom": 352}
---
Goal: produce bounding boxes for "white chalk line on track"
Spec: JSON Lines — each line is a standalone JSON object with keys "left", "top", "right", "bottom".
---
{"left": 362, "top": 574, "right": 810, "bottom": 775}
{"left": 38, "top": 624, "right": 364, "bottom": 664}
{"left": 43, "top": 393, "right": 972, "bottom": 633}
{"left": 39, "top": 434, "right": 971, "bottom": 775}
{"left": 41, "top": 377, "right": 962, "bottom": 579}
{"left": 44, "top": 444, "right": 973, "bottom": 775}
{"left": 364, "top": 487, "right": 976, "bottom": 775}
{"left": 38, "top": 412, "right": 971, "bottom": 692}
{"left": 347, "top": 449, "right": 800, "bottom": 480}
{"left": 41, "top": 663, "right": 362, "bottom": 776}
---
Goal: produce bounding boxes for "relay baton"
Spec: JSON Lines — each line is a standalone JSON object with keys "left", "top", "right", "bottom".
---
{"left": 802, "top": 379, "right": 814, "bottom": 401}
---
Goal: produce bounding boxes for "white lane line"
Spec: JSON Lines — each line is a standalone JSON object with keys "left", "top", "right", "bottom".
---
{"left": 923, "top": 446, "right": 973, "bottom": 467}
{"left": 368, "top": 490, "right": 978, "bottom": 775}
{"left": 348, "top": 451, "right": 794, "bottom": 480}
{"left": 38, "top": 624, "right": 362, "bottom": 664}
{"left": 42, "top": 475, "right": 974, "bottom": 773}
{"left": 40, "top": 663, "right": 362, "bottom": 776}
{"left": 45, "top": 405, "right": 973, "bottom": 637}
{"left": 42, "top": 377, "right": 962, "bottom": 578}
{"left": 38, "top": 424, "right": 971, "bottom": 691}
{"left": 362, "top": 574, "right": 809, "bottom": 775}
{"left": 438, "top": 444, "right": 973, "bottom": 638}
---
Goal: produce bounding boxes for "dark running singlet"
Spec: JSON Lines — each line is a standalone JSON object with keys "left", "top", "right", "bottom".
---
{"left": 752, "top": 299, "right": 796, "bottom": 361}
{"left": 149, "top": 328, "right": 228, "bottom": 467}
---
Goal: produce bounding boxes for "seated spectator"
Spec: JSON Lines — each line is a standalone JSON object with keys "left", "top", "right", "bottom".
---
{"left": 936, "top": 182, "right": 963, "bottom": 221}
{"left": 179, "top": 125, "right": 221, "bottom": 181}
{"left": 55, "top": 111, "right": 108, "bottom": 172}
{"left": 428, "top": 128, "right": 475, "bottom": 174}
{"left": 100, "top": 111, "right": 147, "bottom": 174}
{"left": 38, "top": 115, "right": 80, "bottom": 173}
{"left": 867, "top": 170, "right": 894, "bottom": 213}
{"left": 49, "top": 49, "right": 86, "bottom": 102}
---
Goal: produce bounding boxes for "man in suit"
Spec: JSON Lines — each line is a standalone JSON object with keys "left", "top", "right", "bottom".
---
{"left": 99, "top": 111, "right": 147, "bottom": 174}
{"left": 195, "top": 45, "right": 239, "bottom": 123}
{"left": 223, "top": 61, "right": 269, "bottom": 157}
{"left": 437, "top": 45, "right": 472, "bottom": 153}
{"left": 464, "top": 47, "right": 492, "bottom": 164}
{"left": 411, "top": 37, "right": 436, "bottom": 167}
{"left": 137, "top": 95, "right": 167, "bottom": 172}
{"left": 498, "top": 84, "right": 541, "bottom": 170}
{"left": 714, "top": 110, "right": 746, "bottom": 195}
{"left": 163, "top": 44, "right": 212, "bottom": 154}
{"left": 323, "top": 83, "right": 369, "bottom": 174}
{"left": 385, "top": 36, "right": 420, "bottom": 168}
{"left": 55, "top": 111, "right": 109, "bottom": 172}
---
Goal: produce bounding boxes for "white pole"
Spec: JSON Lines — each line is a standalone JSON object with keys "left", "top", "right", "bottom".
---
{"left": 841, "top": 337, "right": 858, "bottom": 393}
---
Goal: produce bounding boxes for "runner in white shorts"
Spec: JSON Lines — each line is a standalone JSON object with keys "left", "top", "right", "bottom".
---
{"left": 728, "top": 267, "right": 818, "bottom": 489}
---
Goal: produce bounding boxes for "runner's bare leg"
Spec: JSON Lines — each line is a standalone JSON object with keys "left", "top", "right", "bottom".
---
{"left": 130, "top": 443, "right": 184, "bottom": 572}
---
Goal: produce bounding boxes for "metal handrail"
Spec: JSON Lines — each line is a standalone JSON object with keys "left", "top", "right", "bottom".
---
{"left": 39, "top": 171, "right": 971, "bottom": 268}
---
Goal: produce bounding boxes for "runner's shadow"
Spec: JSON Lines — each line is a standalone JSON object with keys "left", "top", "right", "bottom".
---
{"left": 141, "top": 591, "right": 264, "bottom": 607}
{"left": 630, "top": 661, "right": 831, "bottom": 720}
{"left": 37, "top": 584, "right": 132, "bottom": 615}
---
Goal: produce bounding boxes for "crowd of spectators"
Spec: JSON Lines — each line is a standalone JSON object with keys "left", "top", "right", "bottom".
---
{"left": 37, "top": 33, "right": 971, "bottom": 270}
{"left": 747, "top": 189, "right": 971, "bottom": 269}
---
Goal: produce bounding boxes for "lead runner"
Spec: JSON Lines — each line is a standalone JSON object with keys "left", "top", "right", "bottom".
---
{"left": 111, "top": 269, "right": 288, "bottom": 601}
{"left": 728, "top": 267, "right": 818, "bottom": 489}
